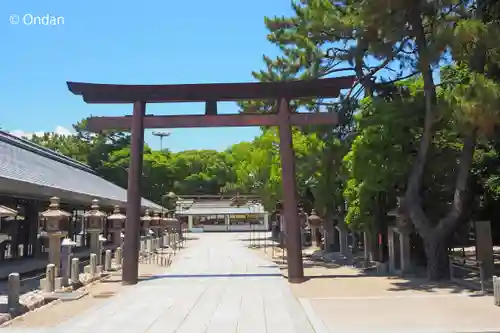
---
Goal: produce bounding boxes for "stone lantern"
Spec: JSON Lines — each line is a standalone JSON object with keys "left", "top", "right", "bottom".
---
{"left": 298, "top": 208, "right": 310, "bottom": 247}
{"left": 141, "top": 209, "right": 152, "bottom": 236}
{"left": 308, "top": 209, "right": 323, "bottom": 247}
{"left": 150, "top": 211, "right": 168, "bottom": 247}
{"left": 39, "top": 197, "right": 71, "bottom": 275}
{"left": 107, "top": 205, "right": 126, "bottom": 246}
{"left": 83, "top": 199, "right": 106, "bottom": 264}
{"left": 163, "top": 214, "right": 179, "bottom": 247}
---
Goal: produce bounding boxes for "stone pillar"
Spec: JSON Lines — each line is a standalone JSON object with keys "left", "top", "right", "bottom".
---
{"left": 399, "top": 229, "right": 412, "bottom": 274}
{"left": 322, "top": 221, "right": 334, "bottom": 252}
{"left": 363, "top": 231, "right": 372, "bottom": 266}
{"left": 90, "top": 253, "right": 97, "bottom": 277}
{"left": 89, "top": 232, "right": 101, "bottom": 265}
{"left": 388, "top": 227, "right": 395, "bottom": 272}
{"left": 60, "top": 243, "right": 72, "bottom": 287}
{"left": 188, "top": 215, "right": 193, "bottom": 230}
{"left": 8, "top": 273, "right": 20, "bottom": 314}
{"left": 388, "top": 227, "right": 412, "bottom": 275}
{"left": 48, "top": 236, "right": 61, "bottom": 276}
{"left": 263, "top": 213, "right": 269, "bottom": 230}
{"left": 45, "top": 264, "right": 56, "bottom": 292}
{"left": 104, "top": 250, "right": 112, "bottom": 271}
{"left": 475, "top": 221, "right": 494, "bottom": 282}
{"left": 71, "top": 258, "right": 80, "bottom": 284}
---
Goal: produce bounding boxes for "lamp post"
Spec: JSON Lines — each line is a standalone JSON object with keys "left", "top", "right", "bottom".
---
{"left": 152, "top": 131, "right": 171, "bottom": 154}
{"left": 308, "top": 209, "right": 323, "bottom": 248}
{"left": 107, "top": 205, "right": 126, "bottom": 247}
{"left": 39, "top": 197, "right": 71, "bottom": 276}
{"left": 83, "top": 199, "right": 106, "bottom": 265}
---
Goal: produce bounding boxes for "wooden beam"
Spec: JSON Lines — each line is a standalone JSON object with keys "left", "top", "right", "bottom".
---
{"left": 85, "top": 113, "right": 338, "bottom": 132}
{"left": 67, "top": 77, "right": 354, "bottom": 103}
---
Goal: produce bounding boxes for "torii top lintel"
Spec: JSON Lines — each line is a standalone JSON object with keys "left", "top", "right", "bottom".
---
{"left": 66, "top": 77, "right": 354, "bottom": 104}
{"left": 66, "top": 77, "right": 354, "bottom": 132}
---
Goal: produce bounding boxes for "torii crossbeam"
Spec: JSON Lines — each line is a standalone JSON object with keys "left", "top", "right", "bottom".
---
{"left": 67, "top": 77, "right": 354, "bottom": 285}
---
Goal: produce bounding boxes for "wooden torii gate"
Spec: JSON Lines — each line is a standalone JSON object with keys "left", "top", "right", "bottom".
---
{"left": 67, "top": 77, "right": 353, "bottom": 284}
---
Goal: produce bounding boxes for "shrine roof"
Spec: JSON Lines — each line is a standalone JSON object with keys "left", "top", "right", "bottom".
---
{"left": 175, "top": 199, "right": 266, "bottom": 216}
{"left": 0, "top": 131, "right": 162, "bottom": 210}
{"left": 67, "top": 77, "right": 354, "bottom": 104}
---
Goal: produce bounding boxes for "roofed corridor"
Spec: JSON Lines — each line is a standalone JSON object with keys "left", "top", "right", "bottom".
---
{"left": 12, "top": 233, "right": 315, "bottom": 333}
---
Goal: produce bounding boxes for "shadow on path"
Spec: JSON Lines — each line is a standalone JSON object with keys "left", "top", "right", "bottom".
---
{"left": 143, "top": 273, "right": 283, "bottom": 280}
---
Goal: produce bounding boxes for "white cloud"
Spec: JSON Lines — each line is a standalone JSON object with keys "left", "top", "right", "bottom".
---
{"left": 9, "top": 126, "right": 73, "bottom": 138}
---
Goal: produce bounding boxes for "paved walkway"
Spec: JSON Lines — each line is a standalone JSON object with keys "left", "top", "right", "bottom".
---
{"left": 4, "top": 232, "right": 315, "bottom": 333}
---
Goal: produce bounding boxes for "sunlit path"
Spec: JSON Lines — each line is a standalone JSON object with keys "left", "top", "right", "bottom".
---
{"left": 6, "top": 233, "right": 314, "bottom": 333}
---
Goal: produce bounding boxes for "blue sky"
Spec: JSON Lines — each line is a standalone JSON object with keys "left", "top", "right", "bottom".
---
{"left": 1, "top": 1, "right": 294, "bottom": 152}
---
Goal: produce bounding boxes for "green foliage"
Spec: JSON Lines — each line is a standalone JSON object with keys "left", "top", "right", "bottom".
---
{"left": 343, "top": 81, "right": 424, "bottom": 230}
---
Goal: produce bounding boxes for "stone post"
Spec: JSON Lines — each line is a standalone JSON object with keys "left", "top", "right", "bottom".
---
{"left": 388, "top": 227, "right": 395, "bottom": 272}
{"left": 323, "top": 221, "right": 335, "bottom": 252}
{"left": 105, "top": 250, "right": 112, "bottom": 271}
{"left": 8, "top": 273, "right": 20, "bottom": 314}
{"left": 475, "top": 221, "right": 494, "bottom": 282}
{"left": 147, "top": 237, "right": 153, "bottom": 253}
{"left": 399, "top": 229, "right": 412, "bottom": 274}
{"left": 363, "top": 231, "right": 372, "bottom": 267}
{"left": 90, "top": 253, "right": 97, "bottom": 277}
{"left": 45, "top": 264, "right": 56, "bottom": 292}
{"left": 188, "top": 215, "right": 193, "bottom": 230}
{"left": 60, "top": 241, "right": 72, "bottom": 287}
{"left": 71, "top": 257, "right": 80, "bottom": 284}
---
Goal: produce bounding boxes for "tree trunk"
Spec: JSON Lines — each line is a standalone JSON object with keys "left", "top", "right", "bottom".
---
{"left": 401, "top": 4, "right": 437, "bottom": 240}
{"left": 423, "top": 233, "right": 450, "bottom": 280}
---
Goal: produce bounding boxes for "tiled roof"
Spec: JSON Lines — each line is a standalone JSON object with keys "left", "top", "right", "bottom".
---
{"left": 0, "top": 131, "right": 162, "bottom": 210}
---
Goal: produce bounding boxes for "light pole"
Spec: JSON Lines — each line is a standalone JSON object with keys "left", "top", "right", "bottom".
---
{"left": 152, "top": 131, "right": 171, "bottom": 153}
{"left": 152, "top": 131, "right": 172, "bottom": 219}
